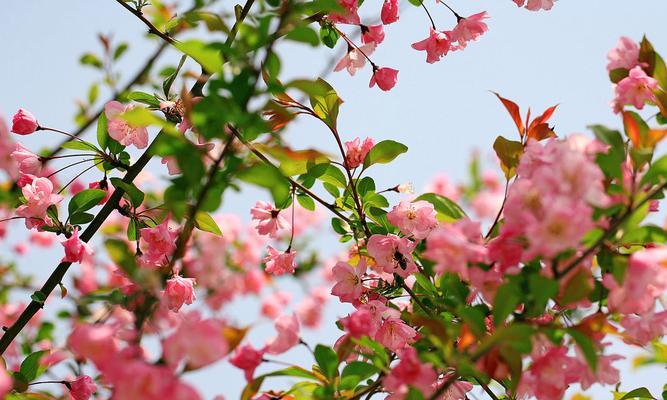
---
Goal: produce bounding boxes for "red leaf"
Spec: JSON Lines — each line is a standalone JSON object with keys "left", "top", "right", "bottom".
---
{"left": 493, "top": 92, "right": 525, "bottom": 137}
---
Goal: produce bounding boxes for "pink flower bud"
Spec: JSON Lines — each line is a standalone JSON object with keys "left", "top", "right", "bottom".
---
{"left": 11, "top": 108, "right": 39, "bottom": 135}
{"left": 369, "top": 67, "right": 398, "bottom": 91}
{"left": 164, "top": 275, "right": 196, "bottom": 312}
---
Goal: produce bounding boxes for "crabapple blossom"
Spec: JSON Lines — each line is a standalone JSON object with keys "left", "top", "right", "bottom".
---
{"left": 383, "top": 347, "right": 437, "bottom": 399}
{"left": 381, "top": 0, "right": 399, "bottom": 24}
{"left": 412, "top": 28, "right": 455, "bottom": 64}
{"left": 514, "top": 0, "right": 557, "bottom": 11}
{"left": 344, "top": 137, "right": 374, "bottom": 169}
{"left": 329, "top": 0, "right": 360, "bottom": 24}
{"left": 361, "top": 24, "right": 385, "bottom": 45}
{"left": 261, "top": 291, "right": 292, "bottom": 319}
{"left": 367, "top": 234, "right": 418, "bottom": 278}
{"left": 104, "top": 101, "right": 149, "bottom": 149}
{"left": 266, "top": 313, "right": 300, "bottom": 355}
{"left": 387, "top": 200, "right": 437, "bottom": 240}
{"left": 424, "top": 219, "right": 487, "bottom": 279}
{"left": 250, "top": 200, "right": 290, "bottom": 237}
{"left": 607, "top": 36, "right": 640, "bottom": 71}
{"left": 451, "top": 12, "right": 489, "bottom": 48}
{"left": 162, "top": 312, "right": 228, "bottom": 369}
{"left": 620, "top": 311, "right": 667, "bottom": 345}
{"left": 11, "top": 143, "right": 41, "bottom": 175}
{"left": 229, "top": 344, "right": 265, "bottom": 382}
{"left": 61, "top": 227, "right": 93, "bottom": 263}
{"left": 15, "top": 175, "right": 63, "bottom": 228}
{"left": 603, "top": 246, "right": 667, "bottom": 314}
{"left": 334, "top": 43, "right": 376, "bottom": 76}
{"left": 163, "top": 275, "right": 197, "bottom": 312}
{"left": 612, "top": 65, "right": 658, "bottom": 113}
{"left": 369, "top": 67, "right": 398, "bottom": 91}
{"left": 264, "top": 246, "right": 297, "bottom": 275}
{"left": 331, "top": 258, "right": 367, "bottom": 302}
{"left": 11, "top": 108, "right": 39, "bottom": 135}
{"left": 68, "top": 375, "right": 97, "bottom": 400}
{"left": 139, "top": 218, "right": 178, "bottom": 265}
{"left": 376, "top": 317, "right": 417, "bottom": 352}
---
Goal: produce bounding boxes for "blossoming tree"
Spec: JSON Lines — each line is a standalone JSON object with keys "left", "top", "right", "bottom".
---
{"left": 0, "top": 0, "right": 666, "bottom": 399}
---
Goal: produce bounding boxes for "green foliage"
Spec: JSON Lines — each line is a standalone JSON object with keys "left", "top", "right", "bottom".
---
{"left": 363, "top": 140, "right": 408, "bottom": 169}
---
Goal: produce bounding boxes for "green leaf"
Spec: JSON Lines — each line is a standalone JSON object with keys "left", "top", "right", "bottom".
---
{"left": 163, "top": 55, "right": 187, "bottom": 98}
{"left": 114, "top": 43, "right": 129, "bottom": 60}
{"left": 340, "top": 362, "right": 378, "bottom": 390}
{"left": 237, "top": 164, "right": 291, "bottom": 206}
{"left": 80, "top": 53, "right": 103, "bottom": 69}
{"left": 19, "top": 351, "right": 48, "bottom": 381}
{"left": 127, "top": 91, "right": 161, "bottom": 107}
{"left": 297, "top": 194, "right": 316, "bottom": 211}
{"left": 175, "top": 39, "right": 222, "bottom": 73}
{"left": 568, "top": 329, "right": 598, "bottom": 371}
{"left": 525, "top": 274, "right": 559, "bottom": 317}
{"left": 618, "top": 387, "right": 655, "bottom": 400}
{"left": 414, "top": 193, "right": 466, "bottom": 221}
{"left": 640, "top": 154, "right": 667, "bottom": 186}
{"left": 110, "top": 178, "right": 145, "bottom": 208}
{"left": 127, "top": 219, "right": 138, "bottom": 241}
{"left": 493, "top": 135, "right": 523, "bottom": 179}
{"left": 363, "top": 140, "right": 408, "bottom": 169}
{"left": 320, "top": 23, "right": 339, "bottom": 48}
{"left": 97, "top": 112, "right": 109, "bottom": 150}
{"left": 314, "top": 344, "right": 339, "bottom": 379}
{"left": 68, "top": 189, "right": 106, "bottom": 215}
{"left": 69, "top": 212, "right": 95, "bottom": 225}
{"left": 194, "top": 211, "right": 222, "bottom": 235}
{"left": 286, "top": 26, "right": 320, "bottom": 46}
{"left": 492, "top": 281, "right": 521, "bottom": 326}
{"left": 61, "top": 139, "right": 99, "bottom": 152}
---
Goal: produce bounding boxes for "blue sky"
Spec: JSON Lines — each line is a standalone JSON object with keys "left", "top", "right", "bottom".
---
{"left": 1, "top": 0, "right": 666, "bottom": 398}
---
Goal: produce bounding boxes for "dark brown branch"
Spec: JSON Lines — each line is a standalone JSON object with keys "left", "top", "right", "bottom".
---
{"left": 114, "top": 0, "right": 177, "bottom": 45}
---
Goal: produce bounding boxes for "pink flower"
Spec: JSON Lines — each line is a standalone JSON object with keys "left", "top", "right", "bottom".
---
{"left": 334, "top": 43, "right": 376, "bottom": 76}
{"left": 621, "top": 311, "right": 667, "bottom": 345}
{"left": 387, "top": 200, "right": 437, "bottom": 240}
{"left": 575, "top": 350, "right": 623, "bottom": 390}
{"left": 424, "top": 219, "right": 487, "bottom": 279}
{"left": 16, "top": 175, "right": 63, "bottom": 227}
{"left": 515, "top": 0, "right": 557, "bottom": 11}
{"left": 376, "top": 317, "right": 417, "bottom": 352}
{"left": 0, "top": 362, "right": 11, "bottom": 398}
{"left": 297, "top": 288, "right": 328, "bottom": 328}
{"left": 329, "top": 0, "right": 360, "bottom": 24}
{"left": 250, "top": 201, "right": 290, "bottom": 237}
{"left": 30, "top": 230, "right": 57, "bottom": 247}
{"left": 612, "top": 65, "right": 658, "bottom": 113}
{"left": 451, "top": 12, "right": 489, "bottom": 48}
{"left": 361, "top": 24, "right": 385, "bottom": 45}
{"left": 344, "top": 137, "right": 375, "bottom": 169}
{"left": 340, "top": 308, "right": 376, "bottom": 338}
{"left": 261, "top": 291, "right": 291, "bottom": 319}
{"left": 69, "top": 375, "right": 97, "bottom": 400}
{"left": 229, "top": 344, "right": 265, "bottom": 382}
{"left": 139, "top": 218, "right": 178, "bottom": 265}
{"left": 266, "top": 313, "right": 301, "bottom": 355}
{"left": 412, "top": 29, "right": 454, "bottom": 64}
{"left": 163, "top": 275, "right": 196, "bottom": 312}
{"left": 11, "top": 143, "right": 41, "bottom": 175}
{"left": 67, "top": 324, "right": 119, "bottom": 369}
{"left": 381, "top": 0, "right": 399, "bottom": 24}
{"left": 519, "top": 346, "right": 579, "bottom": 400}
{"left": 369, "top": 67, "right": 399, "bottom": 91}
{"left": 607, "top": 36, "right": 640, "bottom": 72}
{"left": 603, "top": 246, "right": 667, "bottom": 314}
{"left": 264, "top": 246, "right": 297, "bottom": 276}
{"left": 425, "top": 174, "right": 460, "bottom": 200}
{"left": 88, "top": 180, "right": 111, "bottom": 204}
{"left": 383, "top": 347, "right": 437, "bottom": 399}
{"left": 61, "top": 227, "right": 93, "bottom": 263}
{"left": 11, "top": 108, "right": 39, "bottom": 135}
{"left": 162, "top": 312, "right": 228, "bottom": 369}
{"left": 331, "top": 259, "right": 367, "bottom": 302}
{"left": 104, "top": 101, "right": 149, "bottom": 149}
{"left": 367, "top": 234, "right": 418, "bottom": 278}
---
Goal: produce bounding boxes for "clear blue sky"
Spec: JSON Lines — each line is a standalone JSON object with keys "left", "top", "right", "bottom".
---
{"left": 1, "top": 0, "right": 666, "bottom": 398}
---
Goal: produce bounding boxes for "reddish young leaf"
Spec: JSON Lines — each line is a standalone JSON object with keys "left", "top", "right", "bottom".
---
{"left": 493, "top": 92, "right": 525, "bottom": 137}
